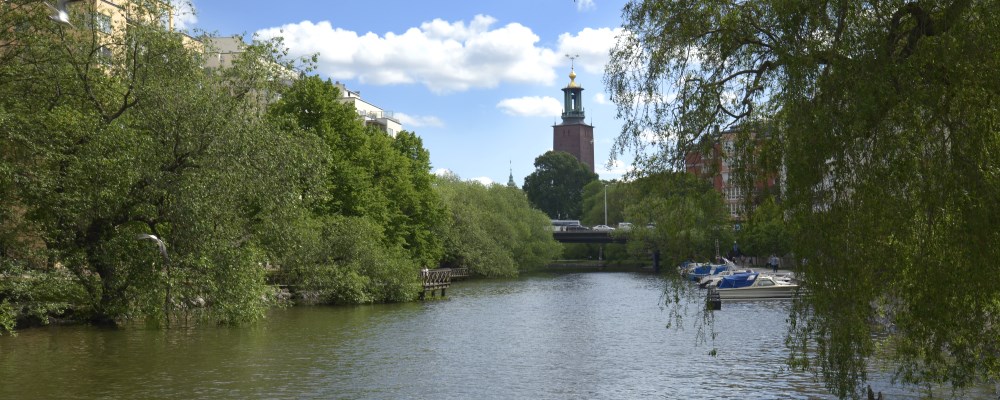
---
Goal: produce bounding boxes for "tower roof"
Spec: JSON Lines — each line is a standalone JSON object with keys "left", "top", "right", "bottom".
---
{"left": 507, "top": 162, "right": 517, "bottom": 188}
{"left": 566, "top": 68, "right": 581, "bottom": 89}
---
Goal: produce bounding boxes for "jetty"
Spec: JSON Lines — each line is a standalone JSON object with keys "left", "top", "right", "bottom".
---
{"left": 419, "top": 267, "right": 468, "bottom": 300}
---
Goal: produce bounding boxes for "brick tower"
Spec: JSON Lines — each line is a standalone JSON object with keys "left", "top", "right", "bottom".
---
{"left": 552, "top": 67, "right": 595, "bottom": 173}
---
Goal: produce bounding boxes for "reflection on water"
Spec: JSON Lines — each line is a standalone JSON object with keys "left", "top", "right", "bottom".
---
{"left": 0, "top": 272, "right": 990, "bottom": 399}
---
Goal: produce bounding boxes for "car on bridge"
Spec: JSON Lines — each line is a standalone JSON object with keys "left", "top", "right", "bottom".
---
{"left": 592, "top": 224, "right": 615, "bottom": 232}
{"left": 566, "top": 225, "right": 590, "bottom": 231}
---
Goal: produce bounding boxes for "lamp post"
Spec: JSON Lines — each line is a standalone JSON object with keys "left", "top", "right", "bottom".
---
{"left": 603, "top": 184, "right": 608, "bottom": 226}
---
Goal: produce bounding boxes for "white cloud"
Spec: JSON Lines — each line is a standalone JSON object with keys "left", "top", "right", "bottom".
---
{"left": 638, "top": 127, "right": 681, "bottom": 148}
{"left": 170, "top": 0, "right": 197, "bottom": 31}
{"left": 598, "top": 159, "right": 634, "bottom": 176}
{"left": 593, "top": 92, "right": 608, "bottom": 105}
{"left": 557, "top": 27, "right": 624, "bottom": 75}
{"left": 576, "top": 0, "right": 596, "bottom": 12}
{"left": 470, "top": 176, "right": 495, "bottom": 186}
{"left": 496, "top": 96, "right": 561, "bottom": 117}
{"left": 433, "top": 168, "right": 454, "bottom": 177}
{"left": 256, "top": 15, "right": 562, "bottom": 94}
{"left": 396, "top": 113, "right": 444, "bottom": 128}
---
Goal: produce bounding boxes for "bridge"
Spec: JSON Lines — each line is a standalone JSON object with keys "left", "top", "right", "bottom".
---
{"left": 552, "top": 230, "right": 628, "bottom": 244}
{"left": 551, "top": 231, "right": 660, "bottom": 272}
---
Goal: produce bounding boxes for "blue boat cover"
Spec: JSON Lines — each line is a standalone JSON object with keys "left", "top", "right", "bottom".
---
{"left": 716, "top": 273, "right": 757, "bottom": 289}
{"left": 689, "top": 264, "right": 730, "bottom": 280}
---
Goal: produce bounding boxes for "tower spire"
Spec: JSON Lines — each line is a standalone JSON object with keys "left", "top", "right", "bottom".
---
{"left": 565, "top": 54, "right": 580, "bottom": 88}
{"left": 507, "top": 160, "right": 516, "bottom": 188}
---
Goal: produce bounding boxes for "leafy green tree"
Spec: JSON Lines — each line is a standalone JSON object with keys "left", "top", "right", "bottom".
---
{"left": 0, "top": 9, "right": 316, "bottom": 327}
{"left": 387, "top": 130, "right": 446, "bottom": 266}
{"left": 580, "top": 180, "right": 627, "bottom": 227}
{"left": 621, "top": 172, "right": 731, "bottom": 266}
{"left": 265, "top": 77, "right": 447, "bottom": 303}
{"left": 737, "top": 196, "right": 790, "bottom": 259}
{"left": 522, "top": 151, "right": 598, "bottom": 219}
{"left": 606, "top": 0, "right": 1000, "bottom": 396}
{"left": 435, "top": 174, "right": 560, "bottom": 277}
{"left": 268, "top": 77, "right": 445, "bottom": 268}
{"left": 273, "top": 214, "right": 420, "bottom": 304}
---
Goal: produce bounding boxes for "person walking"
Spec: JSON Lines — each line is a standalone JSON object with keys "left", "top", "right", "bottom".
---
{"left": 769, "top": 254, "right": 779, "bottom": 273}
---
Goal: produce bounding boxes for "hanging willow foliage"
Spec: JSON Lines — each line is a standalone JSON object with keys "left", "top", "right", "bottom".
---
{"left": 606, "top": 1, "right": 1000, "bottom": 398}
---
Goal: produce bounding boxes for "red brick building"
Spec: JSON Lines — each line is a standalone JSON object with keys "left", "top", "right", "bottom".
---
{"left": 553, "top": 68, "right": 595, "bottom": 173}
{"left": 685, "top": 127, "right": 778, "bottom": 227}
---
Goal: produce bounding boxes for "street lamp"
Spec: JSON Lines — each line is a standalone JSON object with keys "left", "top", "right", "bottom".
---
{"left": 603, "top": 184, "right": 608, "bottom": 226}
{"left": 47, "top": 0, "right": 83, "bottom": 25}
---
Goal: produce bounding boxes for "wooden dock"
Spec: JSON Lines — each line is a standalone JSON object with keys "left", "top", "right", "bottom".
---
{"left": 418, "top": 267, "right": 471, "bottom": 299}
{"left": 419, "top": 268, "right": 452, "bottom": 300}
{"left": 446, "top": 267, "right": 469, "bottom": 279}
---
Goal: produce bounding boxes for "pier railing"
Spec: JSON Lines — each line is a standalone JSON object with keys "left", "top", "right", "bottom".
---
{"left": 419, "top": 268, "right": 451, "bottom": 299}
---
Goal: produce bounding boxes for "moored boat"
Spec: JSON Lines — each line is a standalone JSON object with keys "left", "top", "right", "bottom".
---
{"left": 714, "top": 272, "right": 800, "bottom": 300}
{"left": 698, "top": 269, "right": 755, "bottom": 288}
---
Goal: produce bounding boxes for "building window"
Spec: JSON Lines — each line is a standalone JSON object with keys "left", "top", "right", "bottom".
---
{"left": 97, "top": 46, "right": 112, "bottom": 64}
{"left": 96, "top": 13, "right": 112, "bottom": 34}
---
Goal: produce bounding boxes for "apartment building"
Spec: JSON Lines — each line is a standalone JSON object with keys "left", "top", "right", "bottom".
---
{"left": 77, "top": 0, "right": 200, "bottom": 48}
{"left": 202, "top": 35, "right": 243, "bottom": 69}
{"left": 333, "top": 81, "right": 403, "bottom": 137}
{"left": 685, "top": 127, "right": 779, "bottom": 229}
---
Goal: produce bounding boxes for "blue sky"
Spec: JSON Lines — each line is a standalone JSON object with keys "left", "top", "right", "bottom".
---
{"left": 171, "top": 0, "right": 636, "bottom": 186}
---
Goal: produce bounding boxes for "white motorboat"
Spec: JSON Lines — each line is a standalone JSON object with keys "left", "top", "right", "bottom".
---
{"left": 714, "top": 272, "right": 800, "bottom": 300}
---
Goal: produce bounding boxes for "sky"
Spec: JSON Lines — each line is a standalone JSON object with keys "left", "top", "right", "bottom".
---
{"left": 170, "top": 0, "right": 636, "bottom": 186}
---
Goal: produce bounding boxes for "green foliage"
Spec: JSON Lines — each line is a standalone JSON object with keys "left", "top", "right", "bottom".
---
{"left": 0, "top": 9, "right": 314, "bottom": 326}
{"left": 608, "top": 0, "right": 1000, "bottom": 397}
{"left": 0, "top": 260, "right": 90, "bottom": 332}
{"left": 436, "top": 175, "right": 561, "bottom": 277}
{"left": 0, "top": 300, "right": 14, "bottom": 335}
{"left": 620, "top": 172, "right": 731, "bottom": 266}
{"left": 278, "top": 215, "right": 421, "bottom": 304}
{"left": 522, "top": 151, "right": 599, "bottom": 219}
{"left": 263, "top": 76, "right": 448, "bottom": 304}
{"left": 268, "top": 77, "right": 446, "bottom": 268}
{"left": 737, "top": 196, "right": 790, "bottom": 257}
{"left": 580, "top": 180, "right": 627, "bottom": 226}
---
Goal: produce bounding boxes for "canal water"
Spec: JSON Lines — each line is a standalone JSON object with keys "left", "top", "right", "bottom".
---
{"left": 0, "top": 272, "right": 983, "bottom": 399}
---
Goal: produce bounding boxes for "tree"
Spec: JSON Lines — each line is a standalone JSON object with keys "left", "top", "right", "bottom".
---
{"left": 737, "top": 196, "right": 790, "bottom": 259}
{"left": 606, "top": 1, "right": 1000, "bottom": 397}
{"left": 266, "top": 77, "right": 447, "bottom": 302}
{"left": 621, "top": 172, "right": 730, "bottom": 266}
{"left": 0, "top": 7, "right": 319, "bottom": 327}
{"left": 435, "top": 174, "right": 561, "bottom": 277}
{"left": 268, "top": 77, "right": 445, "bottom": 268}
{"left": 522, "top": 151, "right": 598, "bottom": 219}
{"left": 581, "top": 180, "right": 626, "bottom": 227}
